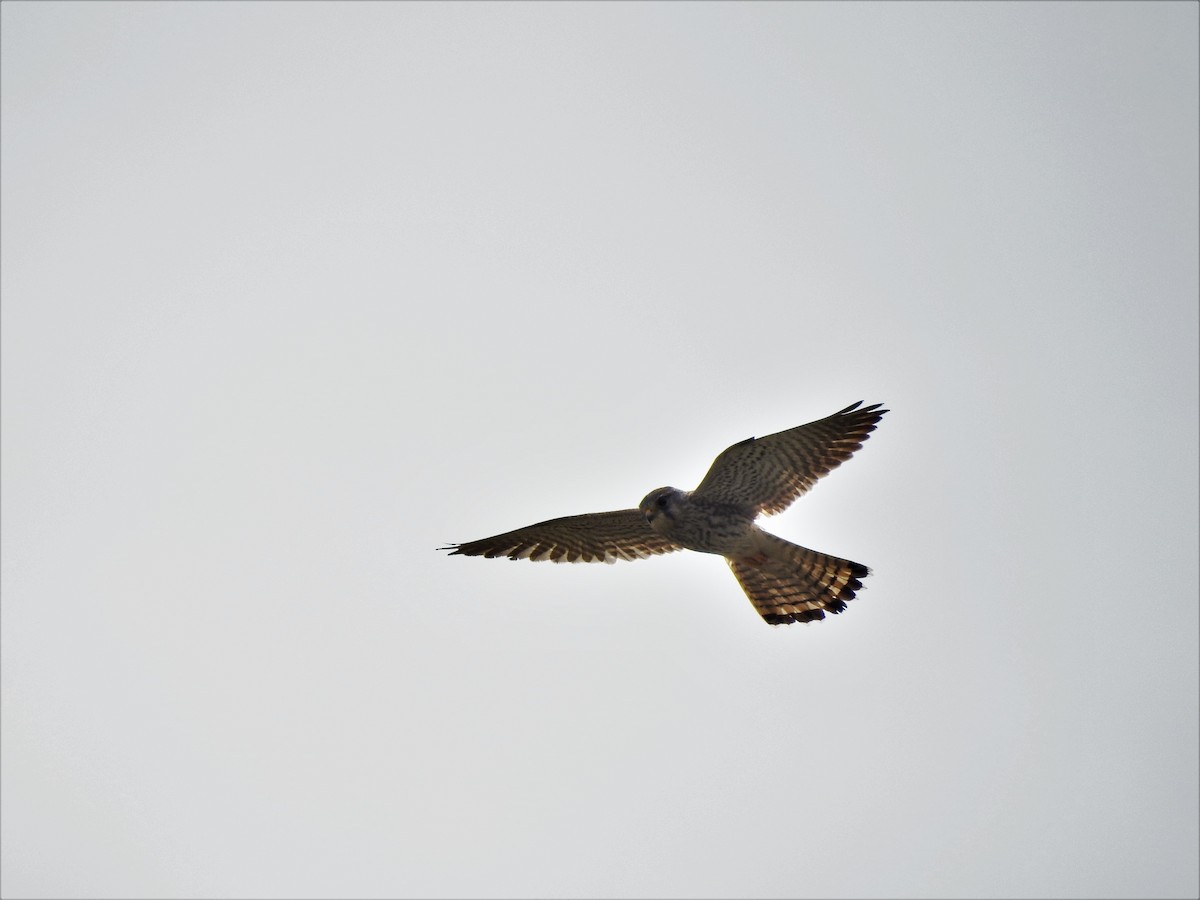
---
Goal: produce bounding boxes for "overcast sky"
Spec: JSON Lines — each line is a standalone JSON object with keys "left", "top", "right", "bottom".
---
{"left": 2, "top": 2, "right": 1197, "bottom": 898}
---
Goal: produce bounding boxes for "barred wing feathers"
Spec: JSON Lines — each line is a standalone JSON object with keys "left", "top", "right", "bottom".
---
{"left": 693, "top": 401, "right": 887, "bottom": 516}
{"left": 442, "top": 510, "right": 681, "bottom": 564}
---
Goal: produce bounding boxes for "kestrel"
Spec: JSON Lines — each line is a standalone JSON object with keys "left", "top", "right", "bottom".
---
{"left": 441, "top": 401, "right": 887, "bottom": 625}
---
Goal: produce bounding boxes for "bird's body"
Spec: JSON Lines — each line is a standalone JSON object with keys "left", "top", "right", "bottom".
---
{"left": 442, "top": 401, "right": 887, "bottom": 625}
{"left": 640, "top": 488, "right": 757, "bottom": 557}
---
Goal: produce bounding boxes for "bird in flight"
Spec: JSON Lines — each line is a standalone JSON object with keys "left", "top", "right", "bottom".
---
{"left": 441, "top": 401, "right": 887, "bottom": 625}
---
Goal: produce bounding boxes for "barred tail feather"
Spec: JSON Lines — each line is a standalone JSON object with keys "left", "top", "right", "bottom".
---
{"left": 728, "top": 534, "right": 870, "bottom": 625}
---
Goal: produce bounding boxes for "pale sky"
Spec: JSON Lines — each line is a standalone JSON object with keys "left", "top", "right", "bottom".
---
{"left": 2, "top": 2, "right": 1197, "bottom": 898}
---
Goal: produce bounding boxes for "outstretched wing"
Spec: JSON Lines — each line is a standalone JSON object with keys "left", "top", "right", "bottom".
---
{"left": 692, "top": 401, "right": 887, "bottom": 516}
{"left": 441, "top": 509, "right": 682, "bottom": 564}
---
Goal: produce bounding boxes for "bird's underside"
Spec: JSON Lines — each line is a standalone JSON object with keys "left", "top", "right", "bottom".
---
{"left": 442, "top": 401, "right": 887, "bottom": 626}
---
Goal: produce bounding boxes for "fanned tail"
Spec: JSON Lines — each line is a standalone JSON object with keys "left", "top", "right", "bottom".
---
{"left": 728, "top": 533, "right": 870, "bottom": 625}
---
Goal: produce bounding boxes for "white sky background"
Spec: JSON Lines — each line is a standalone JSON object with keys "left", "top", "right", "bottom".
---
{"left": 2, "top": 2, "right": 1197, "bottom": 898}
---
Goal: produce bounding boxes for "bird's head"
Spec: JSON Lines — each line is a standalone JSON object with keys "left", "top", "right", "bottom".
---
{"left": 639, "top": 486, "right": 685, "bottom": 533}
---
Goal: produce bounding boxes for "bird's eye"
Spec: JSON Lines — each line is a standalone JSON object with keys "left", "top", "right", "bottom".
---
{"left": 656, "top": 495, "right": 668, "bottom": 508}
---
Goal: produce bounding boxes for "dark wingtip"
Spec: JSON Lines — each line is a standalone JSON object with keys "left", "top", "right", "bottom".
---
{"left": 852, "top": 401, "right": 888, "bottom": 417}
{"left": 835, "top": 401, "right": 889, "bottom": 428}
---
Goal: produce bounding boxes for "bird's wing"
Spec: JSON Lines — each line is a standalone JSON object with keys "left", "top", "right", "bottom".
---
{"left": 441, "top": 509, "right": 682, "bottom": 564}
{"left": 692, "top": 401, "right": 887, "bottom": 515}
